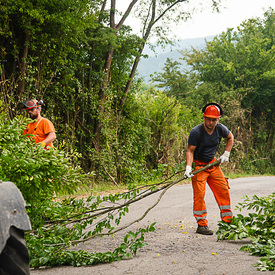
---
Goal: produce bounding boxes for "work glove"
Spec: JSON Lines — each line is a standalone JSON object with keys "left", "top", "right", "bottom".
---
{"left": 37, "top": 141, "right": 46, "bottom": 147}
{"left": 184, "top": 165, "right": 194, "bottom": 179}
{"left": 220, "top": 151, "right": 230, "bottom": 163}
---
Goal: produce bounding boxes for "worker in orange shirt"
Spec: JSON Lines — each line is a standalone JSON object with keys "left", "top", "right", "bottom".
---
{"left": 184, "top": 103, "right": 234, "bottom": 235}
{"left": 21, "top": 99, "right": 56, "bottom": 149}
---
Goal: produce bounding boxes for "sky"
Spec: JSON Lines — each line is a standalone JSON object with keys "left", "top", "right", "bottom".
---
{"left": 175, "top": 0, "right": 275, "bottom": 39}
{"left": 119, "top": 0, "right": 275, "bottom": 40}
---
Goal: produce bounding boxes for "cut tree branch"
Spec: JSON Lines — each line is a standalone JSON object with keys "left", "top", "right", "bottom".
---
{"left": 43, "top": 159, "right": 221, "bottom": 247}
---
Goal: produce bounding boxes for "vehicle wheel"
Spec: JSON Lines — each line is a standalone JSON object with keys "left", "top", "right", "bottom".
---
{"left": 0, "top": 226, "right": 30, "bottom": 275}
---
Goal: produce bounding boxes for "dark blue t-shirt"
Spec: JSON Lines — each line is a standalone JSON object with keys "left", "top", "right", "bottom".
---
{"left": 188, "top": 123, "right": 230, "bottom": 162}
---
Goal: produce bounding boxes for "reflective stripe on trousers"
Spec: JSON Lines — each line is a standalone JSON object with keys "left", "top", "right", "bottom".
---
{"left": 192, "top": 159, "right": 233, "bottom": 226}
{"left": 193, "top": 209, "right": 207, "bottom": 223}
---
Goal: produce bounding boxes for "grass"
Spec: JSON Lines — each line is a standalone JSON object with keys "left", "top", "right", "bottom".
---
{"left": 225, "top": 172, "right": 273, "bottom": 179}
{"left": 58, "top": 180, "right": 129, "bottom": 199}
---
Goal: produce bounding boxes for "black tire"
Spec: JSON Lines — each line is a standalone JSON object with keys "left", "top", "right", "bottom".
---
{"left": 0, "top": 226, "right": 30, "bottom": 275}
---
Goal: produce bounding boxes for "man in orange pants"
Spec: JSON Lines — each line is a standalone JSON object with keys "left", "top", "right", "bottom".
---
{"left": 184, "top": 103, "right": 234, "bottom": 235}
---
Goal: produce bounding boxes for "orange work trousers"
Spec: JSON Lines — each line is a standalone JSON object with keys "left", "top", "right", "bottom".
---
{"left": 191, "top": 158, "right": 233, "bottom": 226}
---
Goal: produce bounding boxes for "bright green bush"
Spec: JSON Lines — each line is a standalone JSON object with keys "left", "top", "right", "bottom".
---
{"left": 0, "top": 113, "right": 87, "bottom": 224}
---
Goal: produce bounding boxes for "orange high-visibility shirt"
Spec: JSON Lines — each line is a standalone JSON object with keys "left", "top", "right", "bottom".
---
{"left": 23, "top": 117, "right": 56, "bottom": 148}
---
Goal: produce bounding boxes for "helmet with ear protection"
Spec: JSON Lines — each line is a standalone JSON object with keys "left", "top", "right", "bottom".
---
{"left": 202, "top": 103, "right": 223, "bottom": 118}
{"left": 18, "top": 99, "right": 44, "bottom": 110}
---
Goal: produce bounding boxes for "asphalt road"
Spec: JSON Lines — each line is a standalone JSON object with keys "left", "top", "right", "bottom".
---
{"left": 31, "top": 176, "right": 275, "bottom": 275}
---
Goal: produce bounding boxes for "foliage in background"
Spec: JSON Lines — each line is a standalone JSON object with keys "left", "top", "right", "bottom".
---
{"left": 1, "top": 1, "right": 274, "bottom": 183}
{"left": 216, "top": 193, "right": 275, "bottom": 271}
{"left": 152, "top": 9, "right": 275, "bottom": 176}
{"left": 0, "top": 0, "right": 225, "bottom": 183}
{"left": 138, "top": 90, "right": 182, "bottom": 169}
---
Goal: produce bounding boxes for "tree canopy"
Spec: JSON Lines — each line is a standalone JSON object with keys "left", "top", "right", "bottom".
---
{"left": 1, "top": 0, "right": 227, "bottom": 181}
{"left": 0, "top": 2, "right": 274, "bottom": 183}
{"left": 182, "top": 9, "right": 275, "bottom": 155}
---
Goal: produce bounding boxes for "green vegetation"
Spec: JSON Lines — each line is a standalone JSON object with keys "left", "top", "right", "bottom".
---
{"left": 27, "top": 195, "right": 156, "bottom": 268}
{"left": 1, "top": 2, "right": 274, "bottom": 183}
{"left": 217, "top": 193, "right": 275, "bottom": 271}
{"left": 0, "top": 0, "right": 274, "bottom": 271}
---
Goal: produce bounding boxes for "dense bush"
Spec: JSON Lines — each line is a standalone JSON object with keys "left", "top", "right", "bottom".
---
{"left": 0, "top": 113, "right": 88, "bottom": 224}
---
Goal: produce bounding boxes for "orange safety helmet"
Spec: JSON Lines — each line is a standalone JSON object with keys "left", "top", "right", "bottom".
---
{"left": 18, "top": 99, "right": 44, "bottom": 110}
{"left": 202, "top": 103, "right": 223, "bottom": 118}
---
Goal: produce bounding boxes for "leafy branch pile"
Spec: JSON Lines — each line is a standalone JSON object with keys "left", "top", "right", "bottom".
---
{"left": 216, "top": 193, "right": 275, "bottom": 271}
{"left": 27, "top": 195, "right": 156, "bottom": 268}
{"left": 27, "top": 160, "right": 220, "bottom": 268}
{"left": 27, "top": 177, "right": 183, "bottom": 268}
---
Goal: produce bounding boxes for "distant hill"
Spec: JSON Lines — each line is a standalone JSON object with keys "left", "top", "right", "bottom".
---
{"left": 137, "top": 35, "right": 216, "bottom": 83}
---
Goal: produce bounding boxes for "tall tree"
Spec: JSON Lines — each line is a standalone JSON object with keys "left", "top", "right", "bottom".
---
{"left": 0, "top": 0, "right": 223, "bottom": 177}
{"left": 183, "top": 8, "right": 275, "bottom": 155}
{"left": 90, "top": 0, "right": 222, "bottom": 151}
{"left": 0, "top": 0, "right": 96, "bottom": 116}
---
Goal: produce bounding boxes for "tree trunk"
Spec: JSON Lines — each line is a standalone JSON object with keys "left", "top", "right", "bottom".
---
{"left": 17, "top": 30, "right": 30, "bottom": 100}
{"left": 92, "top": 0, "right": 187, "bottom": 151}
{"left": 93, "top": 47, "right": 114, "bottom": 151}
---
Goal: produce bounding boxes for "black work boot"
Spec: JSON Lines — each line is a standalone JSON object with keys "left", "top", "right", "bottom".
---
{"left": 196, "top": 225, "right": 213, "bottom": 235}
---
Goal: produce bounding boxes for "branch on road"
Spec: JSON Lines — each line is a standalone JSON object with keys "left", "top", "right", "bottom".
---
{"left": 42, "top": 159, "right": 221, "bottom": 248}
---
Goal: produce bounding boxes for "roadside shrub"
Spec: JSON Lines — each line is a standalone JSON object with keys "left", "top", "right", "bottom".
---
{"left": 0, "top": 113, "right": 88, "bottom": 225}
